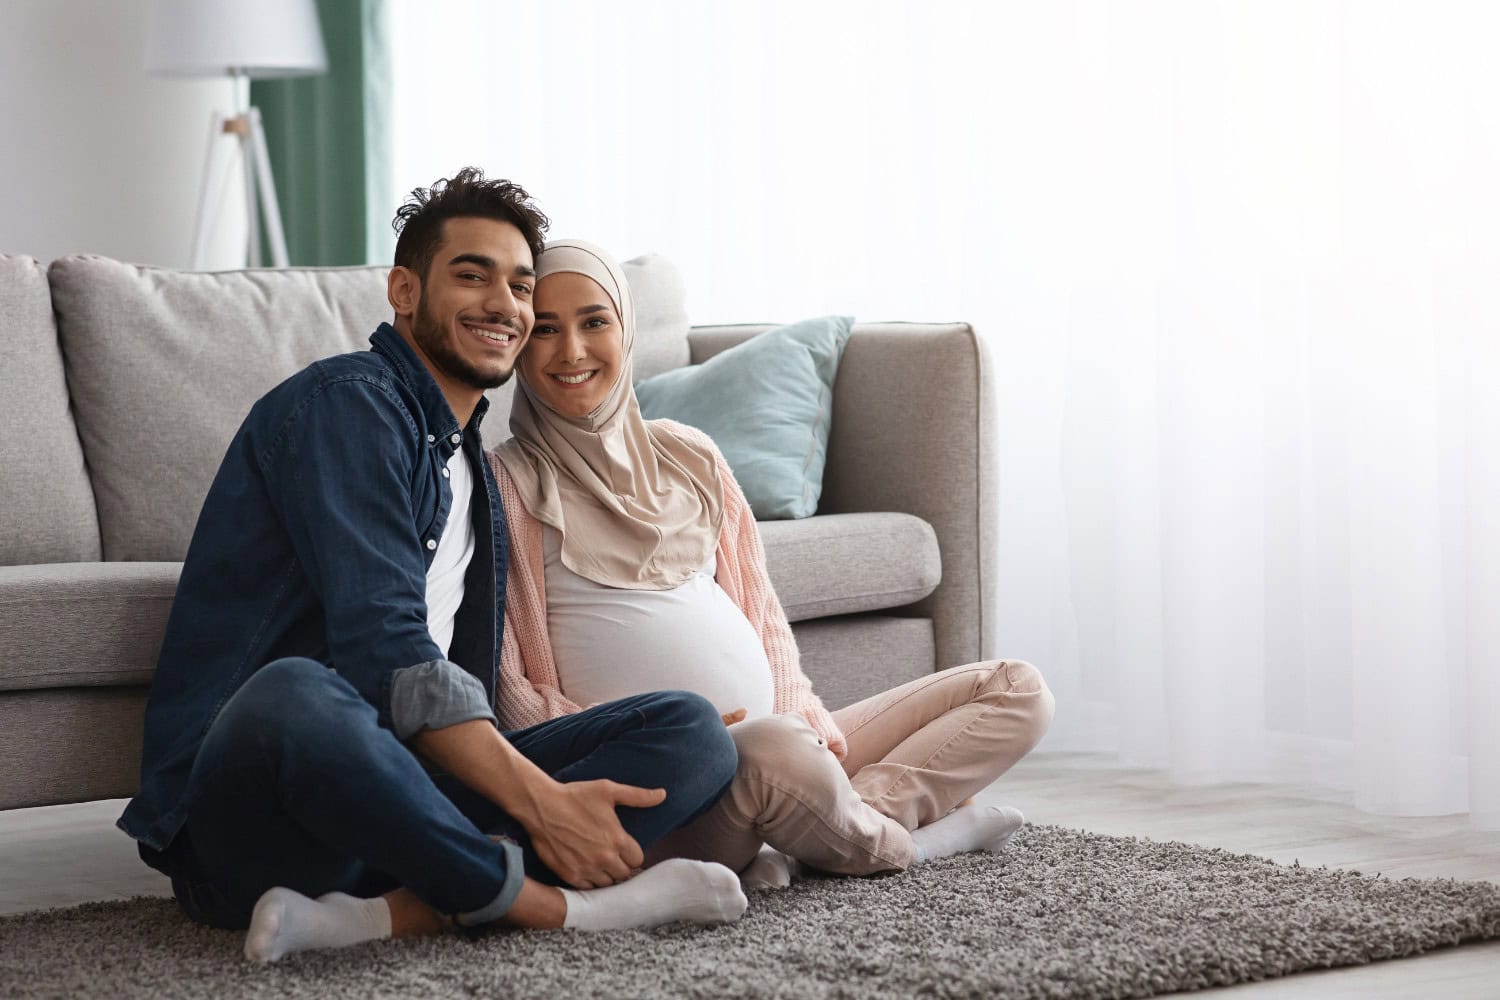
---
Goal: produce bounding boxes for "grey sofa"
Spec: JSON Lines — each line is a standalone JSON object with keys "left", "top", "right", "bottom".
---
{"left": 0, "top": 253, "right": 997, "bottom": 812}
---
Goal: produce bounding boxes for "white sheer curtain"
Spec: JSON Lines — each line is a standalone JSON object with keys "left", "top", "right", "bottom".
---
{"left": 387, "top": 0, "right": 1500, "bottom": 828}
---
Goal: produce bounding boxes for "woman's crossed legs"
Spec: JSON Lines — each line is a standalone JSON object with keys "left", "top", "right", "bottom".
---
{"left": 645, "top": 659, "right": 1056, "bottom": 880}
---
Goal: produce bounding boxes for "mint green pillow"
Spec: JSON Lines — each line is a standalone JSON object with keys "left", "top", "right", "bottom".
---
{"left": 635, "top": 315, "right": 854, "bottom": 520}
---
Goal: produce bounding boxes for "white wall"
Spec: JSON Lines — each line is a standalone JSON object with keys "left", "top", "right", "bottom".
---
{"left": 0, "top": 0, "right": 245, "bottom": 268}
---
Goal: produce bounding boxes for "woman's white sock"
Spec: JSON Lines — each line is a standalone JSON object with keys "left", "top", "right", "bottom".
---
{"left": 910, "top": 805, "right": 1025, "bottom": 864}
{"left": 560, "top": 858, "right": 748, "bottom": 931}
{"left": 243, "top": 888, "right": 392, "bottom": 962}
{"left": 739, "top": 845, "right": 795, "bottom": 891}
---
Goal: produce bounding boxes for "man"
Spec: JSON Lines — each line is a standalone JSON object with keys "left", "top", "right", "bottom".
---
{"left": 118, "top": 169, "right": 747, "bottom": 962}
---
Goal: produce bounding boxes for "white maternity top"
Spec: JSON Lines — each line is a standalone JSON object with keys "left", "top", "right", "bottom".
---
{"left": 542, "top": 526, "right": 775, "bottom": 718}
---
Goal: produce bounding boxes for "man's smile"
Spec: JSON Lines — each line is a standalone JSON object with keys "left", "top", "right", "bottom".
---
{"left": 461, "top": 318, "right": 520, "bottom": 346}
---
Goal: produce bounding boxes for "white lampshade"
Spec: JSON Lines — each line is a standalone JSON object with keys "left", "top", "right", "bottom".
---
{"left": 146, "top": 0, "right": 328, "bottom": 79}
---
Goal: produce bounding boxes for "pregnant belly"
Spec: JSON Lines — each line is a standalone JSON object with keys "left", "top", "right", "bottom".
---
{"left": 548, "top": 582, "right": 776, "bottom": 718}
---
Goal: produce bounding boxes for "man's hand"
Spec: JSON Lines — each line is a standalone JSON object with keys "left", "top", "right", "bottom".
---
{"left": 721, "top": 707, "right": 747, "bottom": 727}
{"left": 524, "top": 779, "right": 667, "bottom": 889}
{"left": 410, "top": 719, "right": 667, "bottom": 890}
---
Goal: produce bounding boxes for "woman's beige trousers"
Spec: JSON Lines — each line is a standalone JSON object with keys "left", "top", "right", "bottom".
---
{"left": 645, "top": 659, "right": 1055, "bottom": 874}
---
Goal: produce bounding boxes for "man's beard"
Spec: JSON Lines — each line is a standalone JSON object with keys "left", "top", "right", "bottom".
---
{"left": 410, "top": 296, "right": 515, "bottom": 390}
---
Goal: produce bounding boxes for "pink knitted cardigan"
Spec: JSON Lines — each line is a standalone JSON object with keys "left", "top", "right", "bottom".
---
{"left": 486, "top": 420, "right": 848, "bottom": 758}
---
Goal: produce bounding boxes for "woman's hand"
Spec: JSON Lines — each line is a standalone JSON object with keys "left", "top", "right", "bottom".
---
{"left": 721, "top": 707, "right": 747, "bottom": 727}
{"left": 525, "top": 778, "right": 666, "bottom": 889}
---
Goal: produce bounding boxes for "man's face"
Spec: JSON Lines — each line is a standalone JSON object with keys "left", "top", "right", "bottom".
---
{"left": 405, "top": 217, "right": 535, "bottom": 391}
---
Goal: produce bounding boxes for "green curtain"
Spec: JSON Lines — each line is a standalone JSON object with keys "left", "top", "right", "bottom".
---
{"left": 252, "top": 0, "right": 390, "bottom": 266}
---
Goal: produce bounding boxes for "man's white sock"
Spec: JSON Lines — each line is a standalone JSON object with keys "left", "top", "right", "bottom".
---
{"left": 560, "top": 858, "right": 748, "bottom": 931}
{"left": 739, "top": 845, "right": 795, "bottom": 891}
{"left": 244, "top": 888, "right": 392, "bottom": 962}
{"left": 910, "top": 805, "right": 1025, "bottom": 864}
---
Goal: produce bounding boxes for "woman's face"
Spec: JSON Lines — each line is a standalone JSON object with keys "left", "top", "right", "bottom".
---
{"left": 522, "top": 271, "right": 625, "bottom": 418}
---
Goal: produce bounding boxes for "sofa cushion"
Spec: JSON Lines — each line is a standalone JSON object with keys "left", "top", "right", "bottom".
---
{"left": 0, "top": 513, "right": 935, "bottom": 690}
{"left": 48, "top": 254, "right": 691, "bottom": 561}
{"left": 757, "top": 512, "right": 940, "bottom": 622}
{"left": 49, "top": 258, "right": 394, "bottom": 561}
{"left": 623, "top": 253, "right": 691, "bottom": 380}
{"left": 0, "top": 256, "right": 102, "bottom": 566}
{"left": 0, "top": 562, "right": 180, "bottom": 691}
{"left": 637, "top": 315, "right": 853, "bottom": 519}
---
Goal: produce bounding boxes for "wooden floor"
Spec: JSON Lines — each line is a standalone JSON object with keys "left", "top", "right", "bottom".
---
{"left": 2, "top": 752, "right": 1497, "bottom": 996}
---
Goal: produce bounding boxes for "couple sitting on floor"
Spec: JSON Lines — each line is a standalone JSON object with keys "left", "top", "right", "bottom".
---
{"left": 118, "top": 168, "right": 1055, "bottom": 962}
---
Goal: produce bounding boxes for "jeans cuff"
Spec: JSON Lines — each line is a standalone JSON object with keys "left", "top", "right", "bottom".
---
{"left": 455, "top": 837, "right": 525, "bottom": 927}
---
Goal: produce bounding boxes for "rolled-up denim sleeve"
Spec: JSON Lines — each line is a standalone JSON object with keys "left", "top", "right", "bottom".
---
{"left": 389, "top": 660, "right": 498, "bottom": 740}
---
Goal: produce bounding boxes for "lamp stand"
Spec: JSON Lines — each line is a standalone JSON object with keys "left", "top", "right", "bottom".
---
{"left": 189, "top": 75, "right": 289, "bottom": 269}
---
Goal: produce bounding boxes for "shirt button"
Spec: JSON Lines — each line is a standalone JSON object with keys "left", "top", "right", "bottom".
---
{"left": 450, "top": 433, "right": 462, "bottom": 445}
{"left": 442, "top": 468, "right": 451, "bottom": 479}
{"left": 426, "top": 434, "right": 436, "bottom": 444}
{"left": 426, "top": 538, "right": 437, "bottom": 551}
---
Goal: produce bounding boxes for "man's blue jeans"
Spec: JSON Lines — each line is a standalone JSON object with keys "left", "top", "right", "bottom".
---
{"left": 166, "top": 658, "right": 736, "bottom": 929}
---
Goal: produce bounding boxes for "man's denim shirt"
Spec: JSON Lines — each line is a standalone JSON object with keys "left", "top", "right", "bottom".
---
{"left": 118, "top": 324, "right": 508, "bottom": 861}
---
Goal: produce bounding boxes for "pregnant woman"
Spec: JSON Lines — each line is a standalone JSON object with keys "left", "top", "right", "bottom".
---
{"left": 490, "top": 239, "right": 1055, "bottom": 889}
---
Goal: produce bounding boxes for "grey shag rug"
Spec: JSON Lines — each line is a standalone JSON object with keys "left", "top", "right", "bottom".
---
{"left": 3, "top": 825, "right": 1498, "bottom": 999}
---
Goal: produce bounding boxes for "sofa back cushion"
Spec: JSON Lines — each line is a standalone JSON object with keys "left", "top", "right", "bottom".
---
{"left": 623, "top": 253, "right": 691, "bottom": 380}
{"left": 0, "top": 256, "right": 102, "bottom": 565}
{"left": 48, "top": 253, "right": 690, "bottom": 562}
{"left": 50, "top": 258, "right": 394, "bottom": 561}
{"left": 636, "top": 315, "right": 852, "bottom": 519}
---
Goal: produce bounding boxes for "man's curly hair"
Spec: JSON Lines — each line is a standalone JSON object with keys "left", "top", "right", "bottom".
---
{"left": 392, "top": 167, "right": 549, "bottom": 279}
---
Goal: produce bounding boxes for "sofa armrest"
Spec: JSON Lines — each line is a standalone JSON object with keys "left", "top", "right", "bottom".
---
{"left": 688, "top": 323, "right": 996, "bottom": 671}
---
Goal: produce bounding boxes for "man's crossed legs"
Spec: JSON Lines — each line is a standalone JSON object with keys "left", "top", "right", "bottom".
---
{"left": 165, "top": 658, "right": 743, "bottom": 959}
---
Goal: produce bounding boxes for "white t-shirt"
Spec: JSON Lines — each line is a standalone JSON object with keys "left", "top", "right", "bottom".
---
{"left": 542, "top": 526, "right": 775, "bottom": 718}
{"left": 425, "top": 448, "right": 475, "bottom": 657}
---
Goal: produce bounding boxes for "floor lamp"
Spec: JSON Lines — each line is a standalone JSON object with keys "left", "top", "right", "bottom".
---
{"left": 146, "top": 0, "right": 328, "bottom": 269}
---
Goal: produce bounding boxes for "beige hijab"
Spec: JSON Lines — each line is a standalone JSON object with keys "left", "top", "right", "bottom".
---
{"left": 495, "top": 240, "right": 723, "bottom": 590}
